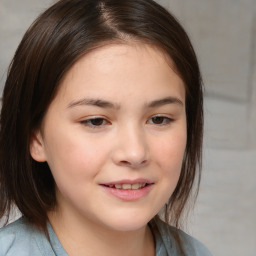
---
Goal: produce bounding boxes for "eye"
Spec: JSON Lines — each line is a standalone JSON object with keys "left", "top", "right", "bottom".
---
{"left": 80, "top": 117, "right": 109, "bottom": 128}
{"left": 148, "top": 115, "right": 174, "bottom": 125}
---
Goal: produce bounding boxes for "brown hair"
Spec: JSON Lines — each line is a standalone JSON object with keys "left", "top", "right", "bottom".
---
{"left": 0, "top": 0, "right": 203, "bottom": 231}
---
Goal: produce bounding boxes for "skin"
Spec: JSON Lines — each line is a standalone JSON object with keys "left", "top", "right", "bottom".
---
{"left": 30, "top": 42, "right": 187, "bottom": 256}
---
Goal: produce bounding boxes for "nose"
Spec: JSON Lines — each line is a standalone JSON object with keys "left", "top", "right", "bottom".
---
{"left": 111, "top": 126, "right": 149, "bottom": 169}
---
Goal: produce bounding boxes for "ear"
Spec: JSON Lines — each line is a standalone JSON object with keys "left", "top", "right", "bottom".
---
{"left": 30, "top": 130, "right": 47, "bottom": 162}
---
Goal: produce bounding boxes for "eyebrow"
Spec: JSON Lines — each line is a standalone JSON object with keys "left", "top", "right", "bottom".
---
{"left": 68, "top": 98, "right": 120, "bottom": 109}
{"left": 146, "top": 96, "right": 184, "bottom": 108}
{"left": 67, "top": 96, "right": 183, "bottom": 109}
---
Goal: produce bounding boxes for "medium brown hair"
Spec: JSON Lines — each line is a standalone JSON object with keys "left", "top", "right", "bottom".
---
{"left": 0, "top": 0, "right": 203, "bottom": 230}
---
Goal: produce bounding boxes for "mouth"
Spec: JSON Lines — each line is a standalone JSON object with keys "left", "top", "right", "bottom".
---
{"left": 102, "top": 183, "right": 149, "bottom": 190}
{"left": 100, "top": 181, "right": 153, "bottom": 201}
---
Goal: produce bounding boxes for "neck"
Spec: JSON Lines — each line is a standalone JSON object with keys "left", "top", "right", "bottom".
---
{"left": 48, "top": 209, "right": 155, "bottom": 256}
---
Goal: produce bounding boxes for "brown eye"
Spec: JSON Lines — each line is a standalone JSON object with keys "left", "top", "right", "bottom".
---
{"left": 152, "top": 116, "right": 165, "bottom": 124}
{"left": 90, "top": 118, "right": 105, "bottom": 126}
{"left": 80, "top": 117, "right": 109, "bottom": 128}
{"left": 148, "top": 116, "right": 173, "bottom": 125}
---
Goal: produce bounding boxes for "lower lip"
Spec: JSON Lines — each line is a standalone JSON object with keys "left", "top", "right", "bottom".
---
{"left": 101, "top": 184, "right": 153, "bottom": 201}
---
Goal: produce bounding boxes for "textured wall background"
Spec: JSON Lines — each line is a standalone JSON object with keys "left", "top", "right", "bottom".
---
{"left": 0, "top": 0, "right": 256, "bottom": 255}
{"left": 165, "top": 1, "right": 256, "bottom": 256}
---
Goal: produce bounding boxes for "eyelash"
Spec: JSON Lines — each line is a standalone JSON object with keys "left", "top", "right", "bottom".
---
{"left": 147, "top": 115, "right": 174, "bottom": 126}
{"left": 80, "top": 117, "right": 110, "bottom": 128}
{"left": 80, "top": 115, "right": 174, "bottom": 129}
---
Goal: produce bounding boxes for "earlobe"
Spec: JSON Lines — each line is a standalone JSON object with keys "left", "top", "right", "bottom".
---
{"left": 30, "top": 130, "right": 47, "bottom": 162}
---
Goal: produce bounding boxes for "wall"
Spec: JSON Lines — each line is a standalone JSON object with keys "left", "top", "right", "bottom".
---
{"left": 0, "top": 0, "right": 255, "bottom": 255}
{"left": 163, "top": 1, "right": 256, "bottom": 255}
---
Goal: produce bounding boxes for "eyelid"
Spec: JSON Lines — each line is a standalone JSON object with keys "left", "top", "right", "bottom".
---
{"left": 79, "top": 116, "right": 111, "bottom": 128}
{"left": 147, "top": 114, "right": 175, "bottom": 125}
{"left": 78, "top": 114, "right": 174, "bottom": 129}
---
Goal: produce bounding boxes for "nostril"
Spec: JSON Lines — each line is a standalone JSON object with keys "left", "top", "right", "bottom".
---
{"left": 120, "top": 160, "right": 130, "bottom": 165}
{"left": 111, "top": 140, "right": 149, "bottom": 168}
{"left": 120, "top": 159, "right": 148, "bottom": 168}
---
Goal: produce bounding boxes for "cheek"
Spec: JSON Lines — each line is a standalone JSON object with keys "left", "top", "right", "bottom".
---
{"left": 153, "top": 132, "right": 186, "bottom": 172}
{"left": 149, "top": 132, "right": 186, "bottom": 211}
{"left": 44, "top": 131, "right": 110, "bottom": 183}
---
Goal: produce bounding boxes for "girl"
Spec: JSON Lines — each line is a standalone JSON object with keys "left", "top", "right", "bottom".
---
{"left": 0, "top": 0, "right": 211, "bottom": 255}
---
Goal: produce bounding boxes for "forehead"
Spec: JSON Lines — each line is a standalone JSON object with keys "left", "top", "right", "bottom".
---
{"left": 64, "top": 41, "right": 178, "bottom": 79}
{"left": 54, "top": 42, "right": 185, "bottom": 105}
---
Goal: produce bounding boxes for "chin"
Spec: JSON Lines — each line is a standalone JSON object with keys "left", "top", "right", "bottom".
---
{"left": 102, "top": 213, "right": 153, "bottom": 232}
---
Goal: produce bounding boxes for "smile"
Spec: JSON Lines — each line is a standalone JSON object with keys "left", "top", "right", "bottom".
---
{"left": 104, "top": 183, "right": 147, "bottom": 190}
{"left": 101, "top": 180, "right": 153, "bottom": 201}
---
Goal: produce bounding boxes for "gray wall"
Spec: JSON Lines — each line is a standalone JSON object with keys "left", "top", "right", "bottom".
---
{"left": 0, "top": 0, "right": 256, "bottom": 255}
{"left": 164, "top": 1, "right": 256, "bottom": 256}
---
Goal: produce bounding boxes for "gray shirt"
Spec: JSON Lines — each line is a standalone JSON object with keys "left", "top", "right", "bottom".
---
{"left": 0, "top": 217, "right": 212, "bottom": 255}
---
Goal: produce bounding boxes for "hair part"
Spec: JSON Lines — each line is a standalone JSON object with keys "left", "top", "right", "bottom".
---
{"left": 0, "top": 0, "right": 203, "bottom": 235}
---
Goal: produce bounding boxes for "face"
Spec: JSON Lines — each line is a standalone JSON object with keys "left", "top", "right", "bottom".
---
{"left": 30, "top": 43, "right": 187, "bottom": 232}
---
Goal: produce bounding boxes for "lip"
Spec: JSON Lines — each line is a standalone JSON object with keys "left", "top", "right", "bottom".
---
{"left": 100, "top": 179, "right": 154, "bottom": 201}
{"left": 102, "top": 178, "right": 153, "bottom": 186}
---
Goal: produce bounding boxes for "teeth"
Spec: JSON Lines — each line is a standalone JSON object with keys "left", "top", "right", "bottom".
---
{"left": 122, "top": 184, "right": 132, "bottom": 190}
{"left": 131, "top": 183, "right": 140, "bottom": 190}
{"left": 110, "top": 183, "right": 147, "bottom": 190}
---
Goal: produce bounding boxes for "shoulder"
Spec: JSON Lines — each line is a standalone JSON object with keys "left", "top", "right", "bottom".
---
{"left": 0, "top": 217, "right": 54, "bottom": 256}
{"left": 151, "top": 217, "right": 213, "bottom": 256}
{"left": 175, "top": 227, "right": 212, "bottom": 256}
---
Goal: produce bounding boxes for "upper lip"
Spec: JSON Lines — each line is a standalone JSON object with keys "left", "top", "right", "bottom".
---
{"left": 100, "top": 178, "right": 154, "bottom": 186}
